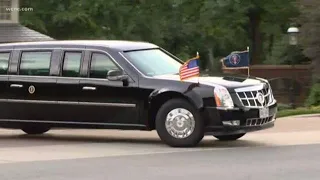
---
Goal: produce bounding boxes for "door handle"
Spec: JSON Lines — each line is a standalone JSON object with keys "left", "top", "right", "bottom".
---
{"left": 10, "top": 84, "right": 23, "bottom": 88}
{"left": 82, "top": 86, "right": 96, "bottom": 91}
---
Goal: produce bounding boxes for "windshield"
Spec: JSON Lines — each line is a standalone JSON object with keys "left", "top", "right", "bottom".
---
{"left": 123, "top": 49, "right": 182, "bottom": 76}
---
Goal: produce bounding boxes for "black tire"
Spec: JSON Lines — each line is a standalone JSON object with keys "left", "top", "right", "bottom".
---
{"left": 155, "top": 98, "right": 204, "bottom": 147}
{"left": 21, "top": 125, "right": 50, "bottom": 135}
{"left": 214, "top": 133, "right": 246, "bottom": 141}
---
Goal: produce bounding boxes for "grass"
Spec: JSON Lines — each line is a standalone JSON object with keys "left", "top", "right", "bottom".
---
{"left": 276, "top": 106, "right": 320, "bottom": 118}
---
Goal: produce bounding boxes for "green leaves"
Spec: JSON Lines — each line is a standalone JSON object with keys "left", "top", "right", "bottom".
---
{"left": 20, "top": 0, "right": 300, "bottom": 69}
{"left": 298, "top": 0, "right": 320, "bottom": 79}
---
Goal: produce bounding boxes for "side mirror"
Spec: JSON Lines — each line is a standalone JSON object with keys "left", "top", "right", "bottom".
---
{"left": 107, "top": 69, "right": 128, "bottom": 82}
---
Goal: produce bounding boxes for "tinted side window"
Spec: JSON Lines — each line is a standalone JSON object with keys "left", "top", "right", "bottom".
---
{"left": 62, "top": 52, "right": 82, "bottom": 77}
{"left": 89, "top": 53, "right": 119, "bottom": 78}
{"left": 20, "top": 51, "right": 51, "bottom": 76}
{"left": 0, "top": 52, "right": 10, "bottom": 74}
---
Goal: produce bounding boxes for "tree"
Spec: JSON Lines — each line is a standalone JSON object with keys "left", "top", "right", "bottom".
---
{"left": 20, "top": 0, "right": 99, "bottom": 39}
{"left": 298, "top": 0, "right": 320, "bottom": 80}
{"left": 19, "top": 0, "right": 301, "bottom": 71}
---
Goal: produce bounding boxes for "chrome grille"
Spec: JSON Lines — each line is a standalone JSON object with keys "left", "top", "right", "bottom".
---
{"left": 235, "top": 83, "right": 273, "bottom": 108}
{"left": 246, "top": 116, "right": 274, "bottom": 126}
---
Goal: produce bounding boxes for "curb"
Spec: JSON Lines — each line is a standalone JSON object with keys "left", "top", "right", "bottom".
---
{"left": 277, "top": 113, "right": 320, "bottom": 119}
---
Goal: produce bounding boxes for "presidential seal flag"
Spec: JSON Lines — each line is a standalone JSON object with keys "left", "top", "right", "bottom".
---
{"left": 221, "top": 46, "right": 250, "bottom": 76}
{"left": 179, "top": 53, "right": 200, "bottom": 81}
{"left": 221, "top": 48, "right": 250, "bottom": 68}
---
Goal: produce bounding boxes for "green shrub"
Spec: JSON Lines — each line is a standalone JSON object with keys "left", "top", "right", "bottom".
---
{"left": 277, "top": 103, "right": 293, "bottom": 111}
{"left": 277, "top": 106, "right": 320, "bottom": 118}
{"left": 305, "top": 83, "right": 320, "bottom": 107}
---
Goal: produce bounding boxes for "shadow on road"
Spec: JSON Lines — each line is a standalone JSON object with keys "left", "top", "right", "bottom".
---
{"left": 0, "top": 131, "right": 269, "bottom": 149}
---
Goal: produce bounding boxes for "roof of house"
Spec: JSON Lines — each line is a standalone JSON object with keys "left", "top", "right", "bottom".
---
{"left": 0, "top": 40, "right": 159, "bottom": 51}
{"left": 0, "top": 23, "right": 54, "bottom": 43}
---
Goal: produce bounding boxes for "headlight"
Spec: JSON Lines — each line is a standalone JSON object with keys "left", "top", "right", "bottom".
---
{"left": 214, "top": 86, "right": 234, "bottom": 108}
{"left": 268, "top": 83, "right": 276, "bottom": 104}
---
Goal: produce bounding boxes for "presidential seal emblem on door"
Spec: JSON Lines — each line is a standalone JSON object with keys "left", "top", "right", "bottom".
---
{"left": 28, "top": 85, "right": 36, "bottom": 94}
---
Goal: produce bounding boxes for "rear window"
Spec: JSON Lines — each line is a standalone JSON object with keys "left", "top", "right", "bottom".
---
{"left": 19, "top": 51, "right": 52, "bottom": 76}
{"left": 62, "top": 52, "right": 82, "bottom": 77}
{"left": 0, "top": 52, "right": 10, "bottom": 74}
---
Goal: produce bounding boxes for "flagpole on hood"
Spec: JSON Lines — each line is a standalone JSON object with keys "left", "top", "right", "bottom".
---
{"left": 197, "top": 51, "right": 200, "bottom": 85}
{"left": 247, "top": 46, "right": 250, "bottom": 78}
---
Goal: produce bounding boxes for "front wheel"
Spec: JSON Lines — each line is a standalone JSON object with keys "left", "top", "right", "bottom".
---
{"left": 21, "top": 125, "right": 50, "bottom": 135}
{"left": 155, "top": 98, "right": 204, "bottom": 147}
{"left": 214, "top": 133, "right": 246, "bottom": 141}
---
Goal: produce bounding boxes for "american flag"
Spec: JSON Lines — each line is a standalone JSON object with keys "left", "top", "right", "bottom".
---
{"left": 179, "top": 55, "right": 200, "bottom": 81}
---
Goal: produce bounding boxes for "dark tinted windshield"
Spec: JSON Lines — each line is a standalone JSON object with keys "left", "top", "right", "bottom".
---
{"left": 123, "top": 49, "right": 182, "bottom": 76}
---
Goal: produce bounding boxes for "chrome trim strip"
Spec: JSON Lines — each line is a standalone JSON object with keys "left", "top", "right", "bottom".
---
{"left": 4, "top": 74, "right": 133, "bottom": 83}
{"left": 216, "top": 107, "right": 240, "bottom": 110}
{"left": 6, "top": 74, "right": 111, "bottom": 81}
{"left": 10, "top": 84, "right": 23, "bottom": 88}
{"left": 82, "top": 86, "right": 96, "bottom": 90}
{"left": 234, "top": 84, "right": 266, "bottom": 92}
{"left": 0, "top": 99, "right": 136, "bottom": 107}
{"left": 0, "top": 119, "right": 145, "bottom": 127}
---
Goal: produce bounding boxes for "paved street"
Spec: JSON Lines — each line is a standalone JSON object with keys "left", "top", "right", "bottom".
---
{"left": 0, "top": 114, "right": 319, "bottom": 180}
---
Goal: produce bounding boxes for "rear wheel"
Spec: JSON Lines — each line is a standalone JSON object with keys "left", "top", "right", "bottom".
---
{"left": 214, "top": 133, "right": 246, "bottom": 141}
{"left": 155, "top": 98, "right": 204, "bottom": 147}
{"left": 21, "top": 125, "right": 50, "bottom": 135}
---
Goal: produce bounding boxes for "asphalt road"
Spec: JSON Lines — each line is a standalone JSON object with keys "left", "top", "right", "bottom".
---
{"left": 1, "top": 144, "right": 320, "bottom": 180}
{"left": 0, "top": 114, "right": 319, "bottom": 180}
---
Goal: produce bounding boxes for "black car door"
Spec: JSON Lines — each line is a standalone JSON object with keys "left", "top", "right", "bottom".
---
{"left": 6, "top": 50, "right": 58, "bottom": 121}
{"left": 0, "top": 51, "right": 10, "bottom": 119}
{"left": 54, "top": 49, "right": 85, "bottom": 122}
{"left": 77, "top": 50, "right": 139, "bottom": 125}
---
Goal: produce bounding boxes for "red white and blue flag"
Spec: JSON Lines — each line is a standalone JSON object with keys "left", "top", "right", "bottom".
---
{"left": 179, "top": 54, "right": 200, "bottom": 81}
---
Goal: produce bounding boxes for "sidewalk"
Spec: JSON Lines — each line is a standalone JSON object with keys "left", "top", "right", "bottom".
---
{"left": 257, "top": 113, "right": 320, "bottom": 133}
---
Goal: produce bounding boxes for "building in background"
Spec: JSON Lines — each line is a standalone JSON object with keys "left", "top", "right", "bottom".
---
{"left": 0, "top": 0, "right": 53, "bottom": 43}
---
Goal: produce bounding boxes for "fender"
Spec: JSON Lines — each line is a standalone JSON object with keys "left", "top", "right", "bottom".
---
{"left": 148, "top": 83, "right": 204, "bottom": 110}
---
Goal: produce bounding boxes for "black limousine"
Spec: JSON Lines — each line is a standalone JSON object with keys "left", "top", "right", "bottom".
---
{"left": 0, "top": 40, "right": 277, "bottom": 147}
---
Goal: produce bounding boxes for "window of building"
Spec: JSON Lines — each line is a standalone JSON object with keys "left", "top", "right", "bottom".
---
{"left": 89, "top": 53, "right": 119, "bottom": 79}
{"left": 19, "top": 51, "right": 52, "bottom": 76}
{"left": 0, "top": 0, "right": 11, "bottom": 21}
{"left": 0, "top": 52, "right": 9, "bottom": 74}
{"left": 62, "top": 52, "right": 82, "bottom": 77}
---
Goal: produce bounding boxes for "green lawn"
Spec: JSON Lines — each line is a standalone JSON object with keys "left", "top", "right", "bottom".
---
{"left": 276, "top": 106, "right": 320, "bottom": 118}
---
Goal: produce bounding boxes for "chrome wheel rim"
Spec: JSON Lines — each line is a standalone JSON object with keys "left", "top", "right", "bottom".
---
{"left": 165, "top": 108, "right": 195, "bottom": 139}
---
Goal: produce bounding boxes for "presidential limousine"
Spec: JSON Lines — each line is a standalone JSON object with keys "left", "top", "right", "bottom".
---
{"left": 0, "top": 40, "right": 277, "bottom": 147}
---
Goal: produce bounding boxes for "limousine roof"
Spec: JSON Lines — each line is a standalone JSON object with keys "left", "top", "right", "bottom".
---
{"left": 0, "top": 40, "right": 159, "bottom": 51}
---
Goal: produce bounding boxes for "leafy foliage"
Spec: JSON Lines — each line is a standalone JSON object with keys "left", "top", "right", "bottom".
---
{"left": 298, "top": 0, "right": 320, "bottom": 80}
{"left": 264, "top": 35, "right": 310, "bottom": 65}
{"left": 277, "top": 105, "right": 320, "bottom": 118}
{"left": 20, "top": 0, "right": 301, "bottom": 69}
{"left": 305, "top": 83, "right": 320, "bottom": 106}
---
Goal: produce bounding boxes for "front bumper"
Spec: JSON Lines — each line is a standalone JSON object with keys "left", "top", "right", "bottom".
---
{"left": 202, "top": 102, "right": 278, "bottom": 136}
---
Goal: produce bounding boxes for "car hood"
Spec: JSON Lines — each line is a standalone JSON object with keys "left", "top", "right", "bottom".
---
{"left": 153, "top": 74, "right": 267, "bottom": 89}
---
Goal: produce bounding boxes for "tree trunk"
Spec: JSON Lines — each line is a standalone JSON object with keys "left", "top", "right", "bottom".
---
{"left": 249, "top": 11, "right": 263, "bottom": 64}
{"left": 207, "top": 46, "right": 214, "bottom": 72}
